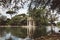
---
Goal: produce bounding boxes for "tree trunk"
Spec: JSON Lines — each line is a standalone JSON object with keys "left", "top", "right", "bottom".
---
{"left": 51, "top": 24, "right": 53, "bottom": 34}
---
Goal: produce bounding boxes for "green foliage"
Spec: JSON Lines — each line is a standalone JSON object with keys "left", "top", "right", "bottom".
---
{"left": 28, "top": 0, "right": 60, "bottom": 12}
{"left": 28, "top": 7, "right": 48, "bottom": 26}
{"left": 6, "top": 11, "right": 16, "bottom": 14}
{"left": 0, "top": 20, "right": 7, "bottom": 25}
{"left": 28, "top": 7, "right": 48, "bottom": 38}
{"left": 0, "top": 14, "right": 27, "bottom": 26}
{"left": 6, "top": 18, "right": 11, "bottom": 25}
{"left": 10, "top": 14, "right": 27, "bottom": 26}
{"left": 57, "top": 22, "right": 60, "bottom": 26}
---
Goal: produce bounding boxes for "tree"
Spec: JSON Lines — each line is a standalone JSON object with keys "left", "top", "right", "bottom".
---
{"left": 27, "top": 0, "right": 60, "bottom": 20}
{"left": 28, "top": 7, "right": 48, "bottom": 38}
{"left": 6, "top": 18, "right": 11, "bottom": 25}
{"left": 51, "top": 0, "right": 60, "bottom": 11}
{"left": 0, "top": 0, "right": 29, "bottom": 19}
{"left": 28, "top": 0, "right": 51, "bottom": 11}
{"left": 10, "top": 14, "right": 27, "bottom": 26}
{"left": 29, "top": 7, "right": 48, "bottom": 26}
{"left": 27, "top": 0, "right": 60, "bottom": 37}
{"left": 6, "top": 10, "right": 16, "bottom": 19}
{"left": 57, "top": 22, "right": 60, "bottom": 26}
{"left": 48, "top": 13, "right": 58, "bottom": 34}
{"left": 0, "top": 15, "right": 7, "bottom": 25}
{"left": 0, "top": 0, "right": 27, "bottom": 8}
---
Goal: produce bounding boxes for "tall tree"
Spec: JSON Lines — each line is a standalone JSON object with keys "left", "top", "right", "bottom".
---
{"left": 48, "top": 13, "right": 58, "bottom": 34}
{"left": 51, "top": 0, "right": 60, "bottom": 11}
{"left": 0, "top": 0, "right": 27, "bottom": 8}
{"left": 27, "top": 0, "right": 60, "bottom": 14}
{"left": 28, "top": 7, "right": 48, "bottom": 38}
{"left": 28, "top": 0, "right": 51, "bottom": 11}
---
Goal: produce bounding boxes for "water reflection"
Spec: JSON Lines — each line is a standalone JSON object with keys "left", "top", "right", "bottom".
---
{"left": 0, "top": 32, "right": 32, "bottom": 40}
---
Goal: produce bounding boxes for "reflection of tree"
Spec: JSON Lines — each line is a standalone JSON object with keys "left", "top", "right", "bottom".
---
{"left": 4, "top": 27, "right": 27, "bottom": 38}
{"left": 6, "top": 37, "right": 12, "bottom": 40}
{"left": 0, "top": 27, "right": 6, "bottom": 37}
{"left": 0, "top": 27, "right": 27, "bottom": 38}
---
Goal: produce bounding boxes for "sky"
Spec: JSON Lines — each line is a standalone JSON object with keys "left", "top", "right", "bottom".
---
{"left": 0, "top": 0, "right": 30, "bottom": 19}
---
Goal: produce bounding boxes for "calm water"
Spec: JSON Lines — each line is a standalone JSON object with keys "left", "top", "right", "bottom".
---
{"left": 0, "top": 32, "right": 32, "bottom": 40}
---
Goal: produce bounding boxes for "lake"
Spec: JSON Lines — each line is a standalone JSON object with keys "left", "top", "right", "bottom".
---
{"left": 0, "top": 32, "right": 32, "bottom": 40}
